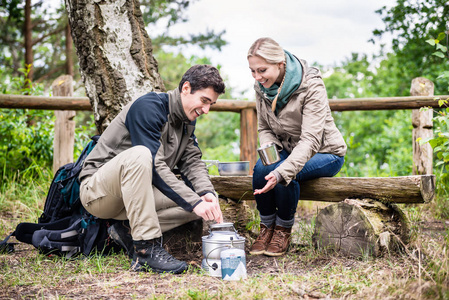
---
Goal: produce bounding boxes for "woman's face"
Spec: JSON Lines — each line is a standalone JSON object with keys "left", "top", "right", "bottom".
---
{"left": 248, "top": 56, "right": 284, "bottom": 89}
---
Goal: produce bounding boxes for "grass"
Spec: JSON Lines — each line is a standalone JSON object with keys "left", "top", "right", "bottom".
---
{"left": 0, "top": 169, "right": 448, "bottom": 299}
{"left": 0, "top": 163, "right": 52, "bottom": 222}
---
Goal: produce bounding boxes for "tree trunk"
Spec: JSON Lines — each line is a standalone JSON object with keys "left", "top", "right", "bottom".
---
{"left": 65, "top": 0, "right": 165, "bottom": 132}
{"left": 24, "top": 0, "right": 33, "bottom": 84}
{"left": 312, "top": 199, "right": 410, "bottom": 257}
{"left": 65, "top": 23, "right": 74, "bottom": 77}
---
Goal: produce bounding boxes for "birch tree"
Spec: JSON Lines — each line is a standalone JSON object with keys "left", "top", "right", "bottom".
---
{"left": 65, "top": 0, "right": 165, "bottom": 132}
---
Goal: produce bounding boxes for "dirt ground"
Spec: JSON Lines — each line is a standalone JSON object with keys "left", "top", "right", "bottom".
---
{"left": 1, "top": 201, "right": 448, "bottom": 299}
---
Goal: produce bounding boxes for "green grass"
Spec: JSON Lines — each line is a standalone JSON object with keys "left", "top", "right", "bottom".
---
{"left": 0, "top": 162, "right": 52, "bottom": 222}
{"left": 0, "top": 169, "right": 448, "bottom": 299}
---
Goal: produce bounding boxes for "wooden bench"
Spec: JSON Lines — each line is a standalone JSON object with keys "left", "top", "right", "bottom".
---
{"left": 211, "top": 174, "right": 435, "bottom": 257}
{"left": 211, "top": 175, "right": 435, "bottom": 203}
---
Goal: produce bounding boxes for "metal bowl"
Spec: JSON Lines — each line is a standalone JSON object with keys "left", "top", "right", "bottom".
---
{"left": 217, "top": 161, "right": 250, "bottom": 176}
{"left": 203, "top": 160, "right": 250, "bottom": 176}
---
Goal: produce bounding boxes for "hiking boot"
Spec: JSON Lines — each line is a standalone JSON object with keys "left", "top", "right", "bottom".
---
{"left": 264, "top": 225, "right": 292, "bottom": 257}
{"left": 108, "top": 221, "right": 134, "bottom": 258}
{"left": 131, "top": 238, "right": 188, "bottom": 274}
{"left": 249, "top": 224, "right": 274, "bottom": 255}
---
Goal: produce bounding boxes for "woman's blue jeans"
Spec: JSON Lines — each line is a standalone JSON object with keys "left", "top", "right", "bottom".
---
{"left": 252, "top": 150, "right": 345, "bottom": 222}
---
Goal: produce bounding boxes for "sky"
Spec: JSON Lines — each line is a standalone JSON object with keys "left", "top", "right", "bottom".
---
{"left": 155, "top": 0, "right": 396, "bottom": 99}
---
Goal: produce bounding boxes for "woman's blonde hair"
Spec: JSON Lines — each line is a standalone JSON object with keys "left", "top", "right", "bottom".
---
{"left": 247, "top": 37, "right": 285, "bottom": 64}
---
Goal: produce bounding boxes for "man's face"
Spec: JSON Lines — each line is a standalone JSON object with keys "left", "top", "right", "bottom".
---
{"left": 180, "top": 82, "right": 219, "bottom": 121}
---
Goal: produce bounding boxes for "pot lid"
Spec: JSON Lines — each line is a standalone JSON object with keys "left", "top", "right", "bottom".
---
{"left": 203, "top": 222, "right": 245, "bottom": 242}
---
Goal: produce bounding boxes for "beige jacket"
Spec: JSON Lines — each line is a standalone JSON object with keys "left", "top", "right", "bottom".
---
{"left": 80, "top": 89, "right": 214, "bottom": 212}
{"left": 255, "top": 59, "right": 347, "bottom": 185}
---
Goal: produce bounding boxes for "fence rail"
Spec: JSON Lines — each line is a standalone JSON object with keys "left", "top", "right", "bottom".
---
{"left": 1, "top": 76, "right": 446, "bottom": 175}
{"left": 0, "top": 94, "right": 446, "bottom": 111}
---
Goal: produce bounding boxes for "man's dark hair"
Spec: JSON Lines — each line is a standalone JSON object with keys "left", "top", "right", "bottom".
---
{"left": 178, "top": 65, "right": 226, "bottom": 95}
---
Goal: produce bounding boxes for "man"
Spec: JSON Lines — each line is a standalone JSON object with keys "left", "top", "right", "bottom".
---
{"left": 79, "top": 65, "right": 225, "bottom": 274}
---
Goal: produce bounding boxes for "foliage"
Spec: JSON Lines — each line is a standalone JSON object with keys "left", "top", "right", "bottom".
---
{"left": 372, "top": 0, "right": 449, "bottom": 94}
{"left": 156, "top": 50, "right": 191, "bottom": 91}
{"left": 0, "top": 0, "right": 226, "bottom": 90}
{"left": 0, "top": 68, "right": 97, "bottom": 181}
{"left": 0, "top": 108, "right": 54, "bottom": 178}
{"left": 152, "top": 29, "right": 226, "bottom": 52}
{"left": 0, "top": 68, "right": 54, "bottom": 180}
{"left": 141, "top": 0, "right": 227, "bottom": 52}
{"left": 0, "top": 0, "right": 25, "bottom": 77}
{"left": 322, "top": 54, "right": 413, "bottom": 177}
{"left": 0, "top": 0, "right": 70, "bottom": 83}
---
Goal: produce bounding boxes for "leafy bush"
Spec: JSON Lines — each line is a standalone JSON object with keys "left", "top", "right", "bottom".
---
{"left": 0, "top": 68, "right": 54, "bottom": 180}
{"left": 0, "top": 66, "right": 100, "bottom": 181}
{"left": 0, "top": 108, "right": 54, "bottom": 178}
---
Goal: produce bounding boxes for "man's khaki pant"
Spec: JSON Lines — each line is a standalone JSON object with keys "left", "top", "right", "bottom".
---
{"left": 80, "top": 146, "right": 200, "bottom": 241}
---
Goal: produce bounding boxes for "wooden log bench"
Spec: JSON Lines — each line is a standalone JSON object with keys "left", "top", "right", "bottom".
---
{"left": 211, "top": 175, "right": 435, "bottom": 257}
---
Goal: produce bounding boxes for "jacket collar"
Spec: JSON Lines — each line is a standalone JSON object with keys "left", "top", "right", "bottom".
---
{"left": 167, "top": 88, "right": 191, "bottom": 127}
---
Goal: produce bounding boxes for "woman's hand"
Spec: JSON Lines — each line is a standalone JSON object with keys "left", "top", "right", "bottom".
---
{"left": 260, "top": 142, "right": 273, "bottom": 148}
{"left": 254, "top": 172, "right": 278, "bottom": 195}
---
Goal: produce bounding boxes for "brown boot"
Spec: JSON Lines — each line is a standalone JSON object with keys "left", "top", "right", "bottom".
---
{"left": 264, "top": 225, "right": 292, "bottom": 257}
{"left": 249, "top": 224, "right": 274, "bottom": 255}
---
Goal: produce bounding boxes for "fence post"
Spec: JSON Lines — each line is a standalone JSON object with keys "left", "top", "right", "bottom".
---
{"left": 240, "top": 108, "right": 258, "bottom": 174}
{"left": 52, "top": 75, "right": 76, "bottom": 174}
{"left": 411, "top": 77, "right": 434, "bottom": 175}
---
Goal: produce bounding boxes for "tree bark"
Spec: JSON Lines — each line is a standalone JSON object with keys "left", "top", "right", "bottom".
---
{"left": 24, "top": 0, "right": 33, "bottom": 84}
{"left": 312, "top": 199, "right": 410, "bottom": 257}
{"left": 65, "top": 0, "right": 165, "bottom": 132}
{"left": 65, "top": 23, "right": 74, "bottom": 77}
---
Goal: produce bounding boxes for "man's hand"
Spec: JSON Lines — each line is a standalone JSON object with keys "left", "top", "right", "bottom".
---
{"left": 193, "top": 193, "right": 223, "bottom": 223}
{"left": 254, "top": 172, "right": 278, "bottom": 195}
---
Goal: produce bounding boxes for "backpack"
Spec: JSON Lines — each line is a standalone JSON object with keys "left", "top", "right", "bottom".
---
{"left": 0, "top": 136, "right": 121, "bottom": 258}
{"left": 39, "top": 135, "right": 100, "bottom": 224}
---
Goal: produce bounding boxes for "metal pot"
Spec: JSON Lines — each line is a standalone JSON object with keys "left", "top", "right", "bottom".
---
{"left": 203, "top": 160, "right": 250, "bottom": 176}
{"left": 257, "top": 143, "right": 280, "bottom": 166}
{"left": 201, "top": 222, "right": 245, "bottom": 277}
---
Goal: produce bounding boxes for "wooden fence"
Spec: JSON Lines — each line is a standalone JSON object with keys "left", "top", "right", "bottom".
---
{"left": 0, "top": 76, "right": 447, "bottom": 175}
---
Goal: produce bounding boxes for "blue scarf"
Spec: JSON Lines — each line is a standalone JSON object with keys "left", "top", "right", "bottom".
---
{"left": 259, "top": 50, "right": 303, "bottom": 114}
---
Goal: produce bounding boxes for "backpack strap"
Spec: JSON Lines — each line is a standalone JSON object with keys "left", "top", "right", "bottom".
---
{"left": 0, "top": 231, "right": 16, "bottom": 254}
{"left": 31, "top": 218, "right": 84, "bottom": 258}
{"left": 37, "top": 236, "right": 81, "bottom": 258}
{"left": 15, "top": 216, "right": 72, "bottom": 245}
{"left": 80, "top": 216, "right": 102, "bottom": 256}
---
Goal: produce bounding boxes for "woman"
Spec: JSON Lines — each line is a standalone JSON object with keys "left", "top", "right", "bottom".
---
{"left": 248, "top": 37, "right": 347, "bottom": 256}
